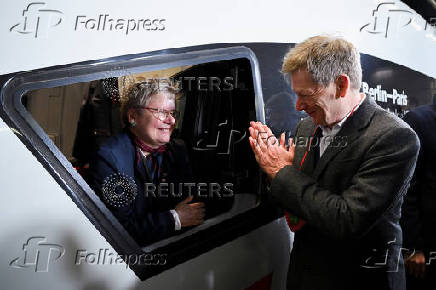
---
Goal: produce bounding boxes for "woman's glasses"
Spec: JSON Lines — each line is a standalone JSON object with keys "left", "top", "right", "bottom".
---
{"left": 137, "top": 106, "right": 180, "bottom": 121}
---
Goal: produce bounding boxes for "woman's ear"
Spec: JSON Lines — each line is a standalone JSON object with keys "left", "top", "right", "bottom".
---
{"left": 127, "top": 108, "right": 137, "bottom": 125}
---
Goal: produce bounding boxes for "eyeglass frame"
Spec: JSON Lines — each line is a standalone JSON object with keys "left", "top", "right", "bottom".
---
{"left": 135, "top": 106, "right": 180, "bottom": 121}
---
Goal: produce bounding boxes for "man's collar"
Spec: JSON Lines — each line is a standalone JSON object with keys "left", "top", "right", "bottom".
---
{"left": 320, "top": 94, "right": 366, "bottom": 134}
{"left": 311, "top": 95, "right": 377, "bottom": 179}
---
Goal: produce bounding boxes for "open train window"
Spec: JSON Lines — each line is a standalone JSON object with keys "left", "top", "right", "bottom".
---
{"left": 0, "top": 47, "right": 282, "bottom": 280}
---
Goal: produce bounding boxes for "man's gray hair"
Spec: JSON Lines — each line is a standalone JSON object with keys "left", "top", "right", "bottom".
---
{"left": 282, "top": 35, "right": 362, "bottom": 90}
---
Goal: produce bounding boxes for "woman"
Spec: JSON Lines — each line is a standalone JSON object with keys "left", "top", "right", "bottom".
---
{"left": 89, "top": 78, "right": 205, "bottom": 246}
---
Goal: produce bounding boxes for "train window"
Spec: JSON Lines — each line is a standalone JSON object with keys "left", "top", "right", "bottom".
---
{"left": 0, "top": 47, "right": 282, "bottom": 280}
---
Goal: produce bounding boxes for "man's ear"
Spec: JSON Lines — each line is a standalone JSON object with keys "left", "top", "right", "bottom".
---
{"left": 335, "top": 74, "right": 349, "bottom": 98}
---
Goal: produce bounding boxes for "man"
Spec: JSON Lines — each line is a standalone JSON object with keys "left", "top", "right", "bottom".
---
{"left": 248, "top": 35, "right": 420, "bottom": 290}
{"left": 401, "top": 94, "right": 436, "bottom": 290}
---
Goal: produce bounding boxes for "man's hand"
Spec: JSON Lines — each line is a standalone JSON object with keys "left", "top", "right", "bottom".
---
{"left": 175, "top": 196, "right": 205, "bottom": 227}
{"left": 248, "top": 121, "right": 295, "bottom": 180}
{"left": 405, "top": 251, "right": 426, "bottom": 279}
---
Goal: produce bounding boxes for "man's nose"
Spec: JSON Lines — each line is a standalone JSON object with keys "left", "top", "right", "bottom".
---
{"left": 295, "top": 97, "right": 306, "bottom": 111}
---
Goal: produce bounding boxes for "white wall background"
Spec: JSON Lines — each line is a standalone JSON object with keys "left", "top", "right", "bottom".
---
{"left": 0, "top": 0, "right": 435, "bottom": 77}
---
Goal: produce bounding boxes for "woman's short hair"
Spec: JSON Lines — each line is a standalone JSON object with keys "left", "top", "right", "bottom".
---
{"left": 121, "top": 78, "right": 180, "bottom": 126}
{"left": 281, "top": 35, "right": 362, "bottom": 90}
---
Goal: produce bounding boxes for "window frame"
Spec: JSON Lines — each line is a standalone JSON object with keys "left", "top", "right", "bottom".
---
{"left": 0, "top": 46, "right": 283, "bottom": 280}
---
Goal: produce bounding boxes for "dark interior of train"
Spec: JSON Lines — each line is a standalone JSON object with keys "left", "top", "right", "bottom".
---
{"left": 22, "top": 58, "right": 262, "bottom": 238}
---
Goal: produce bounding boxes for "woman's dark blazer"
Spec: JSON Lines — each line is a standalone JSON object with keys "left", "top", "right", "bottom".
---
{"left": 88, "top": 131, "right": 192, "bottom": 246}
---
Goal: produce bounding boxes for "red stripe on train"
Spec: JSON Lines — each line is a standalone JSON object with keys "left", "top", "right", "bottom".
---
{"left": 245, "top": 272, "right": 273, "bottom": 290}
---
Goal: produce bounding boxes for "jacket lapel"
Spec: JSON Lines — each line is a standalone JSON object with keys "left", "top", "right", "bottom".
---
{"left": 111, "top": 132, "right": 152, "bottom": 182}
{"left": 137, "top": 155, "right": 152, "bottom": 183}
{"left": 312, "top": 97, "right": 378, "bottom": 179}
{"left": 295, "top": 121, "right": 318, "bottom": 175}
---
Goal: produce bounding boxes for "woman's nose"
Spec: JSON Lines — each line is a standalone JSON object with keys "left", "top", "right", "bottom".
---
{"left": 164, "top": 114, "right": 176, "bottom": 125}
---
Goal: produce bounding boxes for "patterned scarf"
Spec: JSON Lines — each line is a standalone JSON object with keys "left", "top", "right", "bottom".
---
{"left": 133, "top": 137, "right": 166, "bottom": 183}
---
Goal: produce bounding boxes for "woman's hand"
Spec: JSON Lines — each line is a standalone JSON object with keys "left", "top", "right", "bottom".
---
{"left": 405, "top": 251, "right": 426, "bottom": 279}
{"left": 175, "top": 196, "right": 206, "bottom": 227}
